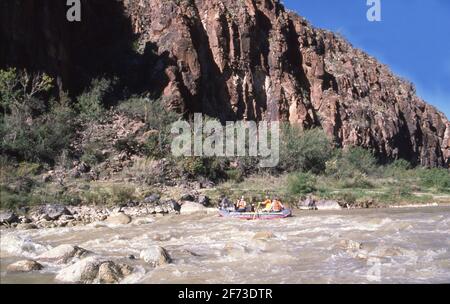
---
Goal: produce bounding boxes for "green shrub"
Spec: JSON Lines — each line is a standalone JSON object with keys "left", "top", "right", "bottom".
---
{"left": 287, "top": 172, "right": 316, "bottom": 195}
{"left": 117, "top": 97, "right": 148, "bottom": 119}
{"left": 81, "top": 142, "right": 106, "bottom": 166}
{"left": 339, "top": 175, "right": 374, "bottom": 189}
{"left": 418, "top": 168, "right": 450, "bottom": 193}
{"left": 1, "top": 99, "right": 76, "bottom": 164}
{"left": 180, "top": 157, "right": 206, "bottom": 178}
{"left": 76, "top": 78, "right": 112, "bottom": 121}
{"left": 0, "top": 186, "right": 31, "bottom": 210}
{"left": 279, "top": 126, "right": 333, "bottom": 174}
{"left": 326, "top": 146, "right": 377, "bottom": 178}
{"left": 114, "top": 135, "right": 141, "bottom": 154}
{"left": 138, "top": 98, "right": 179, "bottom": 159}
{"left": 178, "top": 157, "right": 228, "bottom": 182}
{"left": 0, "top": 68, "right": 53, "bottom": 114}
{"left": 380, "top": 159, "right": 413, "bottom": 178}
{"left": 226, "top": 169, "right": 244, "bottom": 183}
{"left": 334, "top": 192, "right": 357, "bottom": 204}
{"left": 0, "top": 68, "right": 73, "bottom": 164}
{"left": 390, "top": 159, "right": 412, "bottom": 170}
{"left": 16, "top": 162, "right": 41, "bottom": 177}
{"left": 110, "top": 185, "right": 137, "bottom": 204}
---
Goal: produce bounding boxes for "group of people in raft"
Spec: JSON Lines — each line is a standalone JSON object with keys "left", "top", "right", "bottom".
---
{"left": 234, "top": 196, "right": 285, "bottom": 213}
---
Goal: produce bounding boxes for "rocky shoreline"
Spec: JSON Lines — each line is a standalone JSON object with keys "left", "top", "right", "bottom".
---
{"left": 1, "top": 193, "right": 447, "bottom": 231}
{"left": 0, "top": 193, "right": 213, "bottom": 230}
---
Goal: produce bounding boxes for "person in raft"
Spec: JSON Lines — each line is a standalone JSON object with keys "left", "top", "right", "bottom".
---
{"left": 271, "top": 198, "right": 285, "bottom": 212}
{"left": 262, "top": 196, "right": 272, "bottom": 212}
{"left": 235, "top": 196, "right": 247, "bottom": 212}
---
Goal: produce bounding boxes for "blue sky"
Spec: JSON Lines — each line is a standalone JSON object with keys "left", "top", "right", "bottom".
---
{"left": 283, "top": 0, "right": 450, "bottom": 118}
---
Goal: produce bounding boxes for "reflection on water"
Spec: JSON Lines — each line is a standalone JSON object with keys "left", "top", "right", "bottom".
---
{"left": 1, "top": 207, "right": 449, "bottom": 284}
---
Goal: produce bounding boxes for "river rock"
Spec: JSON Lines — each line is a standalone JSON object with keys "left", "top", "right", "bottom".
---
{"left": 37, "top": 204, "right": 72, "bottom": 220}
{"left": 315, "top": 200, "right": 342, "bottom": 210}
{"left": 7, "top": 260, "right": 43, "bottom": 273}
{"left": 139, "top": 245, "right": 171, "bottom": 266}
{"left": 340, "top": 240, "right": 363, "bottom": 251}
{"left": 16, "top": 223, "right": 38, "bottom": 230}
{"left": 166, "top": 199, "right": 181, "bottom": 213}
{"left": 36, "top": 219, "right": 54, "bottom": 229}
{"left": 55, "top": 256, "right": 102, "bottom": 283}
{"left": 42, "top": 172, "right": 53, "bottom": 182}
{"left": 180, "top": 202, "right": 206, "bottom": 214}
{"left": 38, "top": 244, "right": 90, "bottom": 263}
{"left": 19, "top": 216, "right": 32, "bottom": 224}
{"left": 59, "top": 214, "right": 74, "bottom": 221}
{"left": 143, "top": 194, "right": 160, "bottom": 204}
{"left": 219, "top": 197, "right": 234, "bottom": 211}
{"left": 180, "top": 193, "right": 195, "bottom": 202}
{"left": 298, "top": 197, "right": 317, "bottom": 210}
{"left": 370, "top": 246, "right": 406, "bottom": 258}
{"left": 224, "top": 242, "right": 248, "bottom": 257}
{"left": 253, "top": 231, "right": 275, "bottom": 240}
{"left": 105, "top": 212, "right": 132, "bottom": 225}
{"left": 97, "top": 261, "right": 123, "bottom": 284}
{"left": 0, "top": 211, "right": 19, "bottom": 225}
{"left": 133, "top": 217, "right": 155, "bottom": 225}
{"left": 198, "top": 195, "right": 210, "bottom": 206}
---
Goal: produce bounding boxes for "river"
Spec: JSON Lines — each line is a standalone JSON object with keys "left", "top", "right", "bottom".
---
{"left": 1, "top": 207, "right": 449, "bottom": 284}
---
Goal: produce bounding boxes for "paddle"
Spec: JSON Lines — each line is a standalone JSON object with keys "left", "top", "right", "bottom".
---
{"left": 253, "top": 202, "right": 261, "bottom": 220}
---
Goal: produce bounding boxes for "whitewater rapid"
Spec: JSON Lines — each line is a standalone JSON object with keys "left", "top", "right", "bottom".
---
{"left": 1, "top": 207, "right": 449, "bottom": 284}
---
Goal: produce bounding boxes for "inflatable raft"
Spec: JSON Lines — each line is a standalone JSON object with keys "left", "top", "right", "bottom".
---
{"left": 218, "top": 209, "right": 292, "bottom": 220}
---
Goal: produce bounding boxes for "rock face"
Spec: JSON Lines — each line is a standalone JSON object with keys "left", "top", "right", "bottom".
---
{"left": 1, "top": 0, "right": 448, "bottom": 167}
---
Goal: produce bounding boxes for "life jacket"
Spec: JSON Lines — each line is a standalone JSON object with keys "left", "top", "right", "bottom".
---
{"left": 263, "top": 199, "right": 272, "bottom": 211}
{"left": 272, "top": 200, "right": 284, "bottom": 212}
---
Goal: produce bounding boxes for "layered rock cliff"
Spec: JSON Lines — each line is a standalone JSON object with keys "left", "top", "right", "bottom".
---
{"left": 1, "top": 0, "right": 448, "bottom": 167}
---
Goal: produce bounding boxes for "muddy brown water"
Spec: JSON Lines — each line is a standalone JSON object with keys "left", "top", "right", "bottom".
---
{"left": 1, "top": 207, "right": 449, "bottom": 284}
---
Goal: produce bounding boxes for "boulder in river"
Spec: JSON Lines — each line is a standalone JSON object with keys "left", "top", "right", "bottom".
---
{"left": 253, "top": 231, "right": 275, "bottom": 240}
{"left": 38, "top": 244, "right": 90, "bottom": 263}
{"left": 140, "top": 245, "right": 171, "bottom": 266}
{"left": 298, "top": 197, "right": 317, "bottom": 210}
{"left": 105, "top": 212, "right": 132, "bottom": 225}
{"left": 224, "top": 242, "right": 248, "bottom": 257}
{"left": 180, "top": 202, "right": 207, "bottom": 214}
{"left": 97, "top": 261, "right": 133, "bottom": 284}
{"left": 0, "top": 211, "right": 19, "bottom": 225}
{"left": 198, "top": 195, "right": 210, "bottom": 206}
{"left": 315, "top": 200, "right": 342, "bottom": 210}
{"left": 166, "top": 199, "right": 181, "bottom": 213}
{"left": 55, "top": 256, "right": 102, "bottom": 283}
{"left": 339, "top": 240, "right": 363, "bottom": 251}
{"left": 56, "top": 257, "right": 132, "bottom": 283}
{"left": 16, "top": 223, "right": 38, "bottom": 230}
{"left": 7, "top": 260, "right": 43, "bottom": 273}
